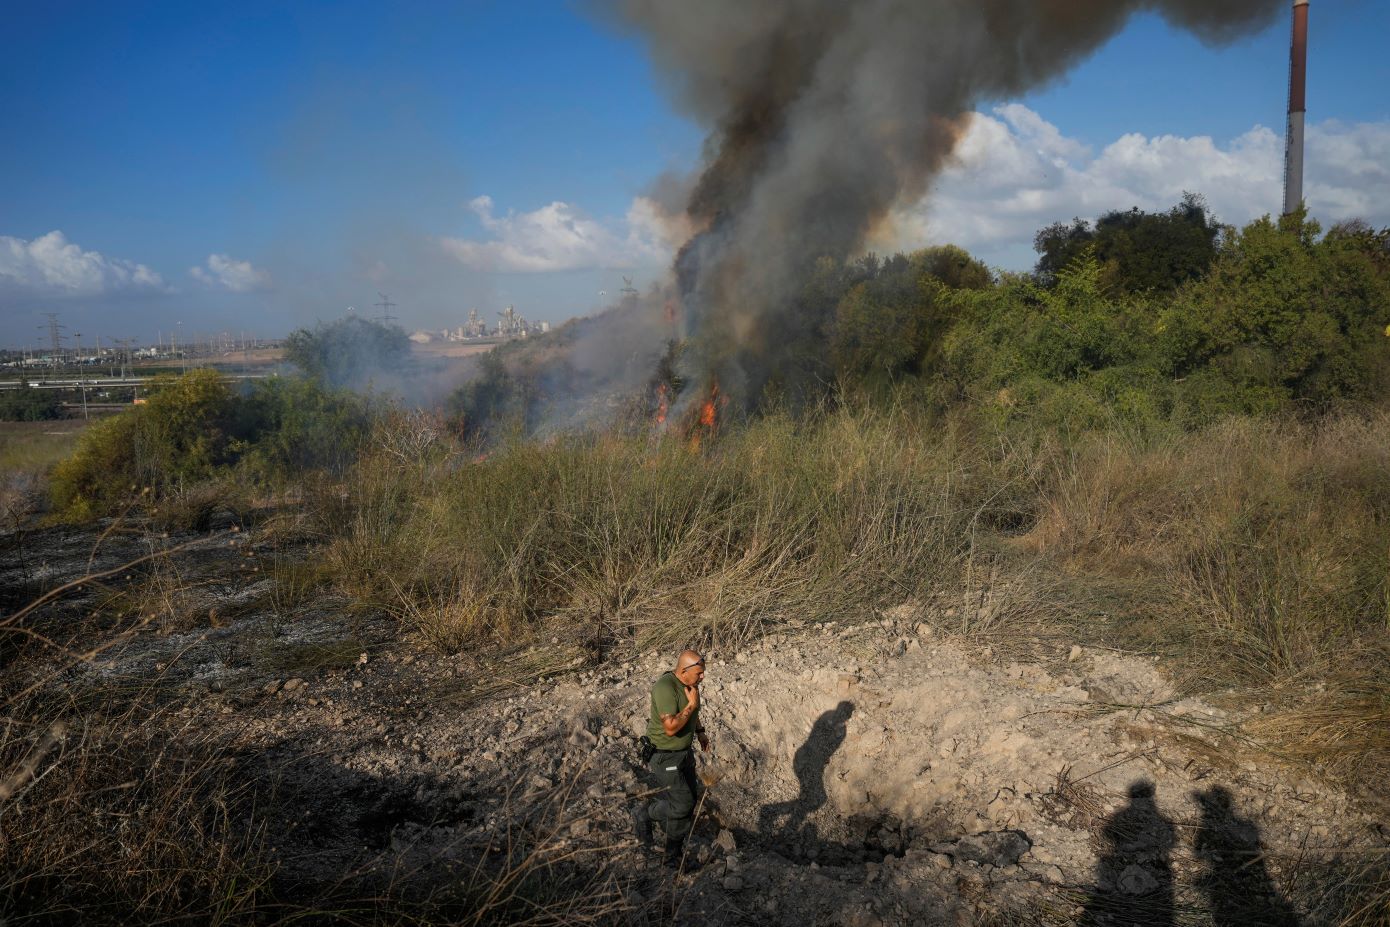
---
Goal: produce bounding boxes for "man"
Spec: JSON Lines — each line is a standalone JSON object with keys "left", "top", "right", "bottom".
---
{"left": 634, "top": 649, "right": 710, "bottom": 868}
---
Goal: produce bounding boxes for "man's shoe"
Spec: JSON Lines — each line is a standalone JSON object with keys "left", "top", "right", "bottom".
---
{"left": 662, "top": 851, "right": 702, "bottom": 872}
{"left": 662, "top": 841, "right": 700, "bottom": 871}
{"left": 632, "top": 805, "right": 654, "bottom": 848}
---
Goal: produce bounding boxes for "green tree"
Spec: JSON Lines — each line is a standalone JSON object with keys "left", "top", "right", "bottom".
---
{"left": 830, "top": 246, "right": 992, "bottom": 383}
{"left": 1158, "top": 209, "right": 1390, "bottom": 408}
{"left": 1035, "top": 194, "right": 1220, "bottom": 294}
{"left": 284, "top": 316, "right": 411, "bottom": 388}
{"left": 0, "top": 384, "right": 62, "bottom": 421}
{"left": 830, "top": 267, "right": 924, "bottom": 380}
{"left": 913, "top": 243, "right": 993, "bottom": 291}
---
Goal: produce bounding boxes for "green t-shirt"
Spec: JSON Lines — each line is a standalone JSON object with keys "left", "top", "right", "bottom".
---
{"left": 646, "top": 671, "right": 701, "bottom": 751}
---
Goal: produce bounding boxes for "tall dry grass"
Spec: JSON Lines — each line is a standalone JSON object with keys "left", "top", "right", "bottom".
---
{"left": 1024, "top": 413, "right": 1389, "bottom": 672}
{"left": 1018, "top": 411, "right": 1390, "bottom": 793}
{"left": 328, "top": 403, "right": 976, "bottom": 654}
{"left": 0, "top": 685, "right": 274, "bottom": 923}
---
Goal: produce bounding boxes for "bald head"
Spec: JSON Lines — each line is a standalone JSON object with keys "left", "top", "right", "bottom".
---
{"left": 674, "top": 649, "right": 705, "bottom": 686}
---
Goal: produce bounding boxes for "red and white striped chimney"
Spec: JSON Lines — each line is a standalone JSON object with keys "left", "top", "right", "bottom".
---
{"left": 1282, "top": 0, "right": 1309, "bottom": 216}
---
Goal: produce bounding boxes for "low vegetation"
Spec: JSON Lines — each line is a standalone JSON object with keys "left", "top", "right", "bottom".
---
{"left": 0, "top": 420, "right": 86, "bottom": 529}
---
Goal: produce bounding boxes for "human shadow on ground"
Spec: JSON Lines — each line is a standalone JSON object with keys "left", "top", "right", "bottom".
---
{"left": 756, "top": 699, "right": 855, "bottom": 854}
{"left": 1080, "top": 779, "right": 1176, "bottom": 927}
{"left": 1080, "top": 779, "right": 1302, "bottom": 927}
{"left": 1193, "top": 785, "right": 1301, "bottom": 927}
{"left": 736, "top": 699, "right": 937, "bottom": 869}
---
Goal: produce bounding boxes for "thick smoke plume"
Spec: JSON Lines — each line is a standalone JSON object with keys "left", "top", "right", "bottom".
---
{"left": 600, "top": 0, "right": 1285, "bottom": 409}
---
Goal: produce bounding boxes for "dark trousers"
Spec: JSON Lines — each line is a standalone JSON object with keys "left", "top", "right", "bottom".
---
{"left": 647, "top": 748, "right": 703, "bottom": 843}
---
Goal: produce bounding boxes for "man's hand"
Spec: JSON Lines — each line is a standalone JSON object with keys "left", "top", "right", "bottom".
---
{"left": 698, "top": 732, "right": 710, "bottom": 752}
{"left": 659, "top": 678, "right": 703, "bottom": 737}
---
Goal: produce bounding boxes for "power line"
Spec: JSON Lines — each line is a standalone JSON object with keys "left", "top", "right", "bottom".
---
{"left": 40, "top": 312, "right": 66, "bottom": 357}
{"left": 374, "top": 292, "right": 398, "bottom": 325}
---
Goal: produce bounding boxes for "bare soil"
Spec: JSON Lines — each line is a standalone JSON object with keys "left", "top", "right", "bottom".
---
{"left": 411, "top": 342, "right": 499, "bottom": 359}
{"left": 3, "top": 518, "right": 1384, "bottom": 925}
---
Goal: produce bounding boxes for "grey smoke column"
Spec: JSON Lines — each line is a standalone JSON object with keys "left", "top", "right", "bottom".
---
{"left": 1283, "top": 0, "right": 1310, "bottom": 216}
{"left": 599, "top": 0, "right": 1286, "bottom": 407}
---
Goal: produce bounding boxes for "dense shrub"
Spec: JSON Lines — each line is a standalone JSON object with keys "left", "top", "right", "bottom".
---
{"left": 50, "top": 369, "right": 242, "bottom": 518}
{"left": 939, "top": 211, "right": 1390, "bottom": 431}
{"left": 831, "top": 259, "right": 930, "bottom": 380}
{"left": 1158, "top": 210, "right": 1390, "bottom": 408}
{"left": 284, "top": 316, "right": 412, "bottom": 389}
{"left": 48, "top": 370, "right": 375, "bottom": 517}
{"left": 830, "top": 246, "right": 992, "bottom": 383}
{"left": 237, "top": 375, "right": 371, "bottom": 482}
{"left": 937, "top": 257, "right": 1169, "bottom": 432}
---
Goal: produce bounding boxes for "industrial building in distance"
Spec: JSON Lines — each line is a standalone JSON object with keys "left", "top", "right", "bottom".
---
{"left": 409, "top": 306, "right": 549, "bottom": 345}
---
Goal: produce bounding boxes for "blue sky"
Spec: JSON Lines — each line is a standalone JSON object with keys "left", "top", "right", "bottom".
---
{"left": 2, "top": 1, "right": 1388, "bottom": 348}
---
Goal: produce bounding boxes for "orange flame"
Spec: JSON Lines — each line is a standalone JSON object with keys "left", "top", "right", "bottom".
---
{"left": 688, "top": 380, "right": 720, "bottom": 451}
{"left": 655, "top": 383, "right": 669, "bottom": 426}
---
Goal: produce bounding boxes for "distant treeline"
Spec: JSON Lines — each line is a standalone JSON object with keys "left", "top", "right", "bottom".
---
{"left": 0, "top": 385, "right": 63, "bottom": 422}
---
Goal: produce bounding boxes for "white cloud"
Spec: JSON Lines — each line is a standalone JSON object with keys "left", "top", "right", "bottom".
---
{"left": 890, "top": 106, "right": 1390, "bottom": 268}
{"left": 430, "top": 109, "right": 1390, "bottom": 276}
{"left": 189, "top": 253, "right": 272, "bottom": 292}
{"left": 0, "top": 230, "right": 165, "bottom": 296}
{"left": 440, "top": 194, "right": 678, "bottom": 272}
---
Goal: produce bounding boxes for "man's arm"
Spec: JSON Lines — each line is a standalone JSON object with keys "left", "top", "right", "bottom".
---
{"left": 658, "top": 682, "right": 699, "bottom": 737}
{"left": 659, "top": 700, "right": 696, "bottom": 737}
